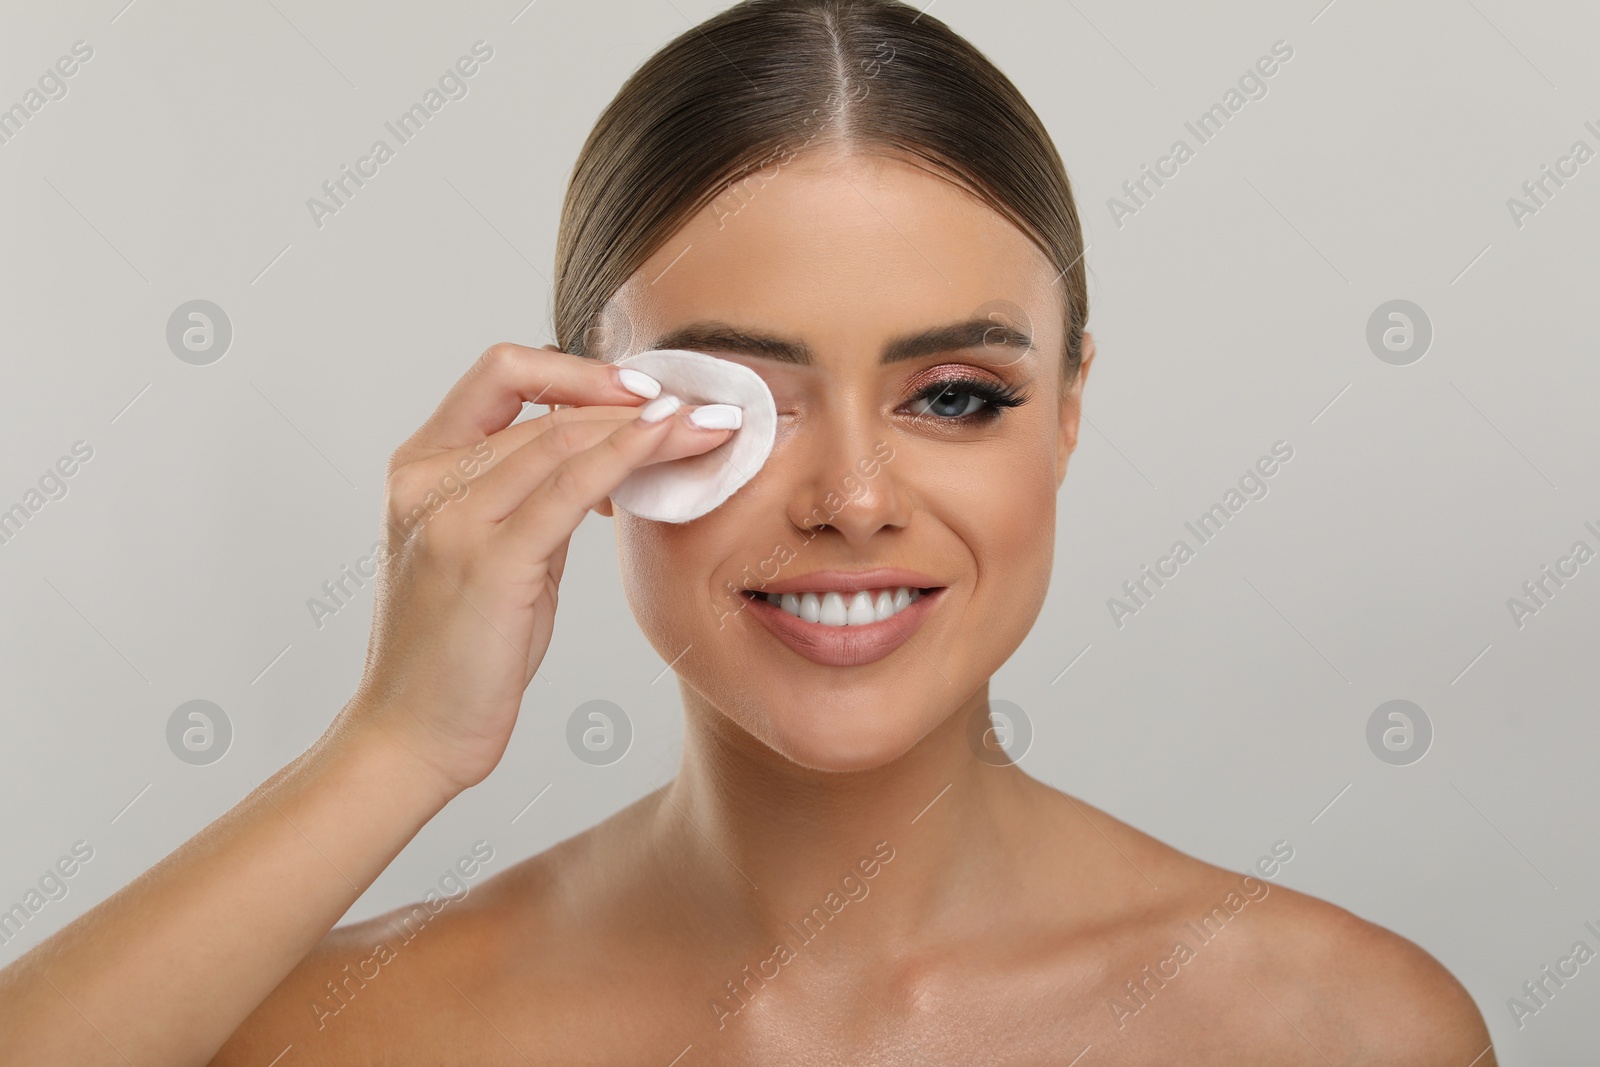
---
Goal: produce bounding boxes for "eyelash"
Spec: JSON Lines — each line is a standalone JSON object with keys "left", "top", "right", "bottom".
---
{"left": 905, "top": 376, "right": 1030, "bottom": 425}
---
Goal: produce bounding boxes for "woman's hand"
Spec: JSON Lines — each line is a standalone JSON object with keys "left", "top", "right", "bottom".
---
{"left": 0, "top": 342, "right": 726, "bottom": 1067}
{"left": 344, "top": 341, "right": 727, "bottom": 795}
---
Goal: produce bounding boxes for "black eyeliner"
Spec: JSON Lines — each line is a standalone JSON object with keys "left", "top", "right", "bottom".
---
{"left": 907, "top": 376, "right": 1030, "bottom": 424}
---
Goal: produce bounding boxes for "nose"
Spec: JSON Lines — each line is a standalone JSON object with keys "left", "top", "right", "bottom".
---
{"left": 783, "top": 423, "right": 908, "bottom": 547}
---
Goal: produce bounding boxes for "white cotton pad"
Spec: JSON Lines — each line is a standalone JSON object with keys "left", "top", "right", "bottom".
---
{"left": 609, "top": 349, "right": 777, "bottom": 523}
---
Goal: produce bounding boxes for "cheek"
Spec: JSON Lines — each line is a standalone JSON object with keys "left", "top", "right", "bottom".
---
{"left": 930, "top": 424, "right": 1059, "bottom": 609}
{"left": 968, "top": 462, "right": 1055, "bottom": 573}
{"left": 614, "top": 517, "right": 692, "bottom": 641}
{"left": 615, "top": 509, "right": 756, "bottom": 650}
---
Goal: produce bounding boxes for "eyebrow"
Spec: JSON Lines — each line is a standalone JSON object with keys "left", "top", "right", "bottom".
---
{"left": 642, "top": 318, "right": 1034, "bottom": 366}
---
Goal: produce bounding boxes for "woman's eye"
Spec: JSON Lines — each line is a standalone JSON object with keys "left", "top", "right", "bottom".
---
{"left": 910, "top": 387, "right": 986, "bottom": 419}
{"left": 905, "top": 378, "right": 1029, "bottom": 424}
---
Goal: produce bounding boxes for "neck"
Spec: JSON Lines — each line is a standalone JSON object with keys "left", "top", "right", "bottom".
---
{"left": 654, "top": 679, "right": 1034, "bottom": 948}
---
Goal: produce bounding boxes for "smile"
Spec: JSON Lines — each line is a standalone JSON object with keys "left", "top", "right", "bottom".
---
{"left": 740, "top": 584, "right": 946, "bottom": 667}
{"left": 749, "top": 586, "right": 930, "bottom": 625}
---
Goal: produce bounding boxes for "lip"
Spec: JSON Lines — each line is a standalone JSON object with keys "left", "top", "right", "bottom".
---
{"left": 741, "top": 585, "right": 947, "bottom": 667}
{"left": 751, "top": 568, "right": 945, "bottom": 596}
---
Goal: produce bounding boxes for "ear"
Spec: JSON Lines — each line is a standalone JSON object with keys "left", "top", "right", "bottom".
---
{"left": 1057, "top": 330, "right": 1096, "bottom": 488}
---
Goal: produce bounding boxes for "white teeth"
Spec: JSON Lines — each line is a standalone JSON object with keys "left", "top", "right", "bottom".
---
{"left": 845, "top": 592, "right": 877, "bottom": 626}
{"left": 819, "top": 591, "right": 848, "bottom": 626}
{"left": 758, "top": 586, "right": 924, "bottom": 626}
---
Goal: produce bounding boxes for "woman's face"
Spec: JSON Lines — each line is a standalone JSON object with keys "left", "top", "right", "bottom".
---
{"left": 599, "top": 147, "right": 1093, "bottom": 772}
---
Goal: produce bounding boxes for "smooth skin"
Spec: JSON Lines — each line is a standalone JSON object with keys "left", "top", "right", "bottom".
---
{"left": 0, "top": 147, "right": 1496, "bottom": 1066}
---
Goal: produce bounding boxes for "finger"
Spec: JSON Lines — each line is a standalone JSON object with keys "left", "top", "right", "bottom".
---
{"left": 455, "top": 402, "right": 648, "bottom": 477}
{"left": 386, "top": 401, "right": 681, "bottom": 518}
{"left": 396, "top": 342, "right": 659, "bottom": 464}
{"left": 494, "top": 407, "right": 707, "bottom": 558}
{"left": 473, "top": 404, "right": 736, "bottom": 521}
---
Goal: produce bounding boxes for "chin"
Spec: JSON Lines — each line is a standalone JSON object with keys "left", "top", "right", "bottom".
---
{"left": 738, "top": 695, "right": 936, "bottom": 774}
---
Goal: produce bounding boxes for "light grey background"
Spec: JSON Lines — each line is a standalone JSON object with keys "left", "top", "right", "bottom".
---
{"left": 2, "top": 0, "right": 1596, "bottom": 1059}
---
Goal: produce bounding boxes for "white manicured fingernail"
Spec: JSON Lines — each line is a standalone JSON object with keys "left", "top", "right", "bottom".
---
{"left": 618, "top": 368, "right": 662, "bottom": 399}
{"left": 688, "top": 404, "right": 742, "bottom": 430}
{"left": 637, "top": 394, "right": 682, "bottom": 423}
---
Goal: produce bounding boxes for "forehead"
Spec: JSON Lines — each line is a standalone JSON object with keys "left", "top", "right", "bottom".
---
{"left": 612, "top": 149, "right": 1061, "bottom": 360}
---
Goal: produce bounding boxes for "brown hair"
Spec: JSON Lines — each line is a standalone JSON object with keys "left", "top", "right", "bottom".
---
{"left": 553, "top": 0, "right": 1089, "bottom": 387}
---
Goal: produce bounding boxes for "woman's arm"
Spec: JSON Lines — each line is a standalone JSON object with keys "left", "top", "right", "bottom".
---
{"left": 0, "top": 708, "right": 455, "bottom": 1066}
{"left": 0, "top": 343, "right": 726, "bottom": 1066}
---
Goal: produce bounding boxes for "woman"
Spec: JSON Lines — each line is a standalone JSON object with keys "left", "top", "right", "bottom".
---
{"left": 0, "top": 0, "right": 1495, "bottom": 1062}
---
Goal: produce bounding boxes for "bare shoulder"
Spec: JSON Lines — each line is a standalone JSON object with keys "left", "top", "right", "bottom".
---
{"left": 1237, "top": 881, "right": 1497, "bottom": 1064}
{"left": 207, "top": 885, "right": 512, "bottom": 1066}
{"left": 210, "top": 810, "right": 642, "bottom": 1065}
{"left": 1032, "top": 790, "right": 1495, "bottom": 1063}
